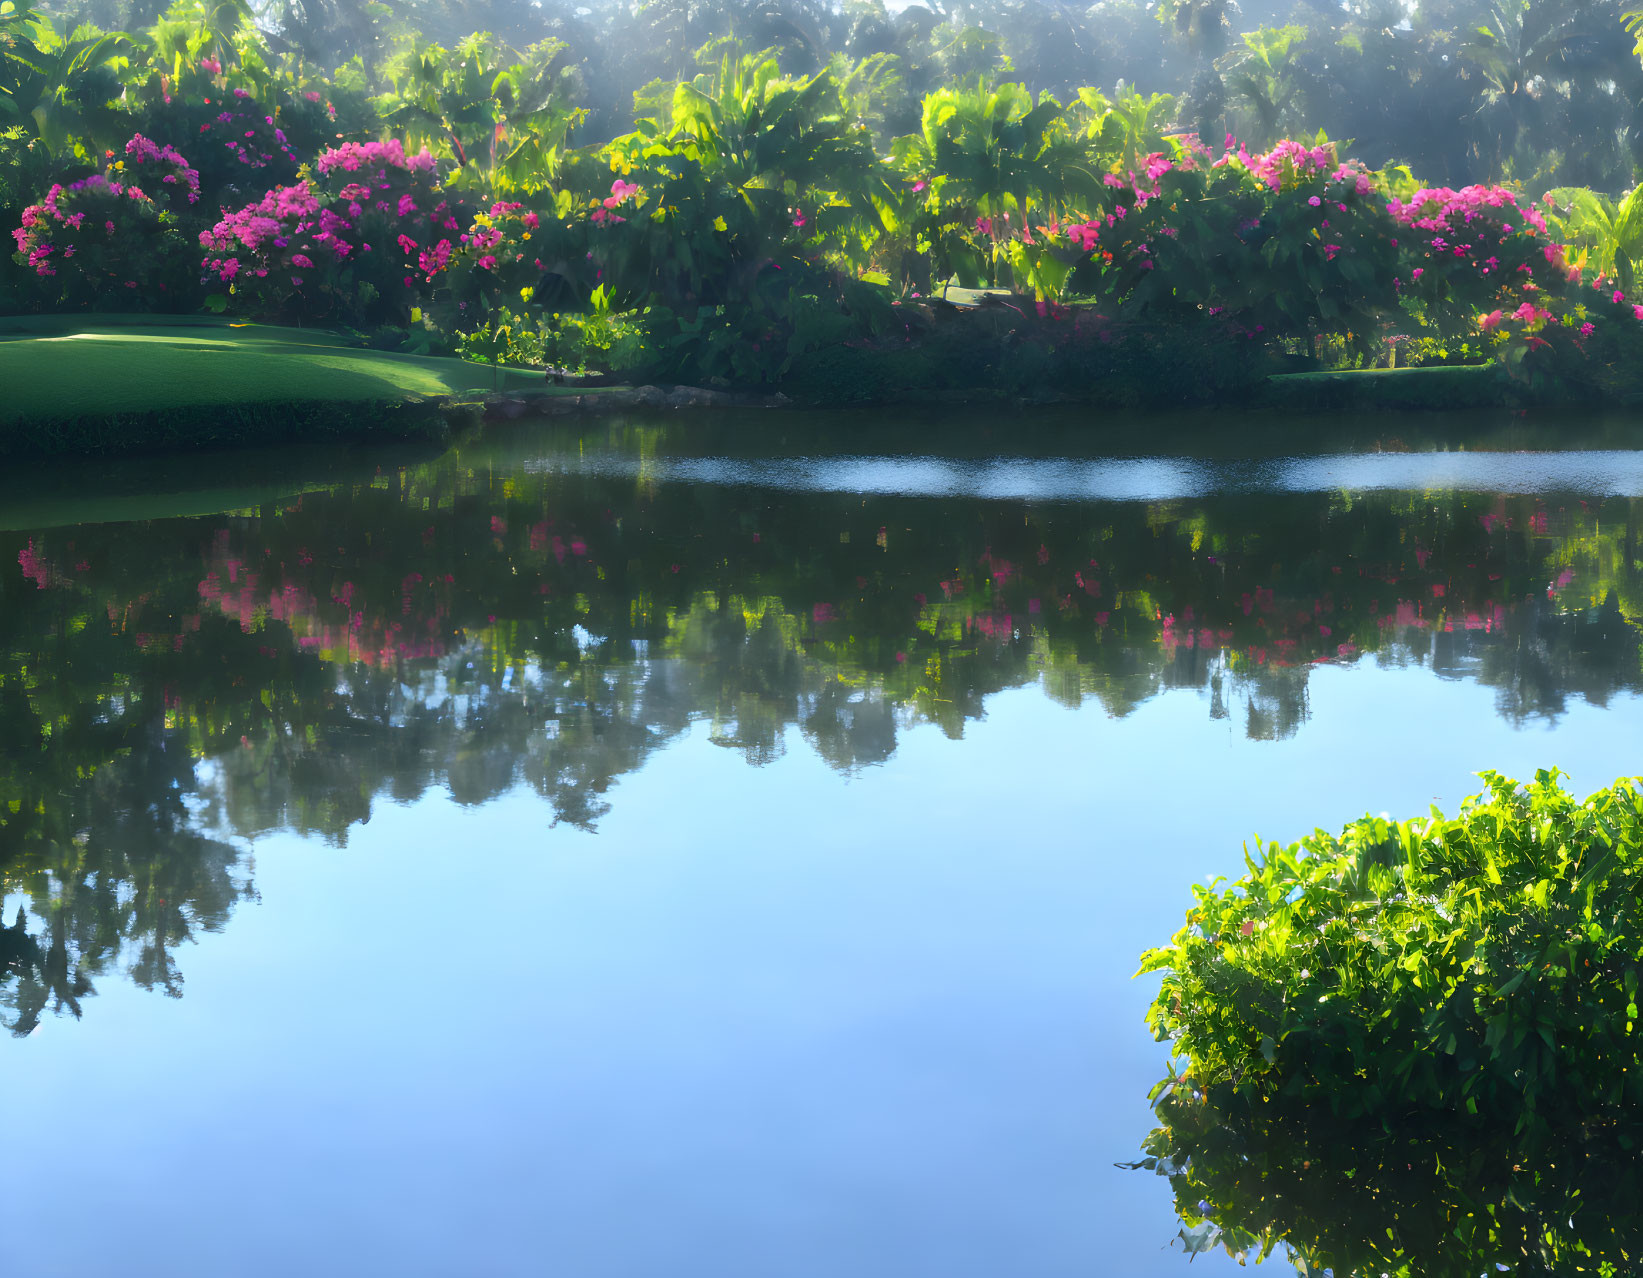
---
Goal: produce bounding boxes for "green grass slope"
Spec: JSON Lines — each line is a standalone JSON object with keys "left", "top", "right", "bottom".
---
{"left": 1261, "top": 364, "right": 1518, "bottom": 412}
{"left": 0, "top": 321, "right": 548, "bottom": 426}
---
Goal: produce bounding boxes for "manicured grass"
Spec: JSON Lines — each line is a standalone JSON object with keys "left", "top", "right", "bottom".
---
{"left": 0, "top": 320, "right": 553, "bottom": 426}
{"left": 1262, "top": 363, "right": 1518, "bottom": 412}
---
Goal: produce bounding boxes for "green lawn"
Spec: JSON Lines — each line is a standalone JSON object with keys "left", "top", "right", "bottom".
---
{"left": 0, "top": 320, "right": 553, "bottom": 425}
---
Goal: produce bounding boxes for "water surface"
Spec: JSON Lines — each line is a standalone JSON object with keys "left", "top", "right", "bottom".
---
{"left": 4, "top": 410, "right": 1642, "bottom": 1276}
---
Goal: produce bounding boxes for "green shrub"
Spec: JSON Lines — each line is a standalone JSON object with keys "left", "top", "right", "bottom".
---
{"left": 1135, "top": 771, "right": 1643, "bottom": 1275}
{"left": 453, "top": 294, "right": 650, "bottom": 377}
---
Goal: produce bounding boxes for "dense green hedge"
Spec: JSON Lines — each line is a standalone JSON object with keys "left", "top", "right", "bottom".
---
{"left": 1136, "top": 771, "right": 1643, "bottom": 1275}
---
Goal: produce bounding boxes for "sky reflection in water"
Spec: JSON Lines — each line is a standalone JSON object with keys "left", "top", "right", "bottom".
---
{"left": 532, "top": 447, "right": 1643, "bottom": 502}
{"left": 3, "top": 415, "right": 1642, "bottom": 1276}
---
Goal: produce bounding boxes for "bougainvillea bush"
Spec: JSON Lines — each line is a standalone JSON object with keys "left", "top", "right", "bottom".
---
{"left": 12, "top": 136, "right": 203, "bottom": 310}
{"left": 926, "top": 134, "right": 1642, "bottom": 380}
{"left": 1057, "top": 137, "right": 1398, "bottom": 354}
{"left": 1132, "top": 771, "right": 1643, "bottom": 1275}
{"left": 113, "top": 58, "right": 306, "bottom": 212}
{"left": 432, "top": 197, "right": 553, "bottom": 330}
{"left": 883, "top": 124, "right": 1643, "bottom": 388}
{"left": 200, "top": 138, "right": 468, "bottom": 326}
{"left": 1381, "top": 182, "right": 1643, "bottom": 390}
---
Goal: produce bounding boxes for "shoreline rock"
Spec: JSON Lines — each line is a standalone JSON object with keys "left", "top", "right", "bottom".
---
{"left": 476, "top": 384, "right": 791, "bottom": 420}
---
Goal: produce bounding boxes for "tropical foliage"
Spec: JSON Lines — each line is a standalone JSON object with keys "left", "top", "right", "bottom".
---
{"left": 9, "top": 0, "right": 1643, "bottom": 394}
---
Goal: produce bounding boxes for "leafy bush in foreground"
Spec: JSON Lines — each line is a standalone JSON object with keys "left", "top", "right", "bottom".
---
{"left": 1135, "top": 771, "right": 1643, "bottom": 1276}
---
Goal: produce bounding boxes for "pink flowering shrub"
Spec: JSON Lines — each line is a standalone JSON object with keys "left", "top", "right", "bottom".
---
{"left": 1020, "top": 137, "right": 1400, "bottom": 354}
{"left": 926, "top": 129, "right": 1643, "bottom": 384}
{"left": 434, "top": 199, "right": 554, "bottom": 325}
{"left": 1389, "top": 185, "right": 1561, "bottom": 336}
{"left": 120, "top": 134, "right": 201, "bottom": 216}
{"left": 1242, "top": 139, "right": 1373, "bottom": 197}
{"left": 894, "top": 132, "right": 1398, "bottom": 358}
{"left": 590, "top": 179, "right": 641, "bottom": 227}
{"left": 11, "top": 142, "right": 200, "bottom": 311}
{"left": 138, "top": 78, "right": 304, "bottom": 210}
{"left": 1388, "top": 183, "right": 1643, "bottom": 380}
{"left": 200, "top": 138, "right": 468, "bottom": 325}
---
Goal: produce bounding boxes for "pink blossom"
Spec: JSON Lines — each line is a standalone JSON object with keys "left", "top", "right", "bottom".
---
{"left": 1246, "top": 138, "right": 1343, "bottom": 192}
{"left": 316, "top": 139, "right": 435, "bottom": 176}
{"left": 417, "top": 238, "right": 453, "bottom": 277}
{"left": 1065, "top": 220, "right": 1100, "bottom": 252}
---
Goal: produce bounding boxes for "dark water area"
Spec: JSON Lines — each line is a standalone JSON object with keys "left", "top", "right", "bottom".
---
{"left": 4, "top": 410, "right": 1643, "bottom": 1276}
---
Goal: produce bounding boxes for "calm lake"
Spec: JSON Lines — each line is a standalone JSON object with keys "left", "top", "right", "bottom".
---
{"left": 4, "top": 409, "right": 1642, "bottom": 1277}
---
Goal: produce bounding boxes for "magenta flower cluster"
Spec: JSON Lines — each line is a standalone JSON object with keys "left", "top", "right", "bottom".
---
{"left": 1388, "top": 185, "right": 1552, "bottom": 241}
{"left": 1388, "top": 185, "right": 1559, "bottom": 300}
{"left": 316, "top": 138, "right": 437, "bottom": 177}
{"left": 1384, "top": 182, "right": 1643, "bottom": 352}
{"left": 199, "top": 136, "right": 463, "bottom": 318}
{"left": 122, "top": 133, "right": 201, "bottom": 212}
{"left": 1241, "top": 139, "right": 1334, "bottom": 191}
{"left": 200, "top": 179, "right": 322, "bottom": 282}
{"left": 13, "top": 154, "right": 169, "bottom": 280}
{"left": 1015, "top": 137, "right": 1373, "bottom": 275}
{"left": 589, "top": 178, "right": 641, "bottom": 226}
{"left": 1220, "top": 138, "right": 1375, "bottom": 197}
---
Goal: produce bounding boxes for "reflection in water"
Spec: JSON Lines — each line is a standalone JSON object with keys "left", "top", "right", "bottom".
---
{"left": 1136, "top": 1032, "right": 1643, "bottom": 1274}
{"left": 534, "top": 447, "right": 1643, "bottom": 501}
{"left": 2, "top": 422, "right": 1642, "bottom": 1033}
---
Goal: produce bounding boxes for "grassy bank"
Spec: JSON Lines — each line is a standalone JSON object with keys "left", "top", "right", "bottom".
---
{"left": 1259, "top": 363, "right": 1525, "bottom": 413}
{"left": 0, "top": 316, "right": 1567, "bottom": 462}
{"left": 0, "top": 320, "right": 556, "bottom": 456}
